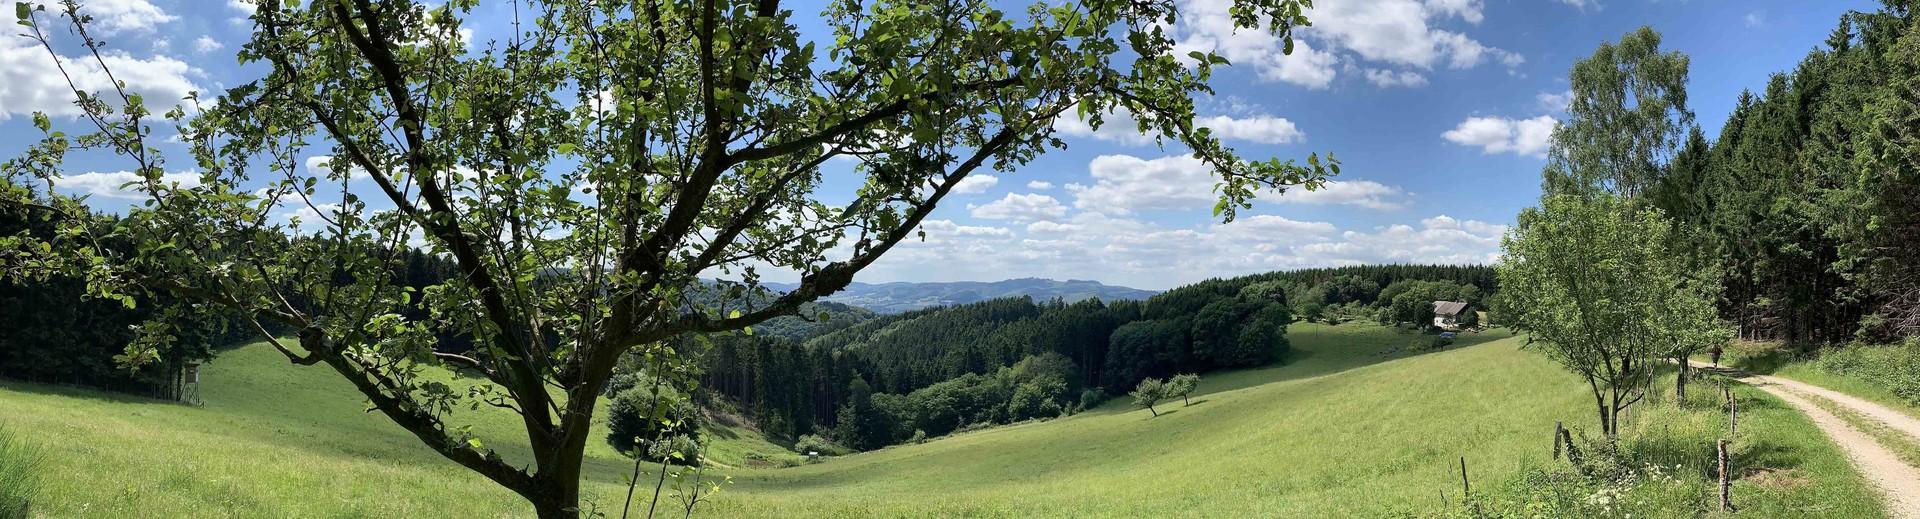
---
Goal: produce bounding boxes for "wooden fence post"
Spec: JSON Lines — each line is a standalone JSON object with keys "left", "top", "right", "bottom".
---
{"left": 1459, "top": 456, "right": 1470, "bottom": 496}
{"left": 1553, "top": 421, "right": 1564, "bottom": 460}
{"left": 1718, "top": 439, "right": 1735, "bottom": 512}
{"left": 1729, "top": 390, "right": 1738, "bottom": 434}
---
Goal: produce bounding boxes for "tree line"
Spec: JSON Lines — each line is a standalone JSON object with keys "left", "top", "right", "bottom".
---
{"left": 684, "top": 265, "right": 1497, "bottom": 452}
{"left": 1642, "top": 3, "right": 1920, "bottom": 346}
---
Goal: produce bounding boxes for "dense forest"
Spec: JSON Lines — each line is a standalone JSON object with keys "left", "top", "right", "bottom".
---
{"left": 0, "top": 208, "right": 248, "bottom": 398}
{"left": 682, "top": 264, "right": 1496, "bottom": 451}
{"left": 1643, "top": 3, "right": 1920, "bottom": 345}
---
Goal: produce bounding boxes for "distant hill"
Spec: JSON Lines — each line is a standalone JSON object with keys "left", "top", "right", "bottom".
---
{"left": 763, "top": 278, "right": 1158, "bottom": 313}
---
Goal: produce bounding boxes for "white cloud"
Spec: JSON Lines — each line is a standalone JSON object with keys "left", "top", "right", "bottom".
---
{"left": 1272, "top": 179, "right": 1409, "bottom": 210}
{"left": 192, "top": 36, "right": 223, "bottom": 55}
{"left": 1170, "top": 0, "right": 1340, "bottom": 89}
{"left": 226, "top": 0, "right": 257, "bottom": 13}
{"left": 0, "top": 41, "right": 202, "bottom": 120}
{"left": 1026, "top": 181, "right": 1054, "bottom": 190}
{"left": 1170, "top": 0, "right": 1523, "bottom": 88}
{"left": 1067, "top": 155, "right": 1214, "bottom": 214}
{"left": 1536, "top": 90, "right": 1573, "bottom": 112}
{"left": 952, "top": 174, "right": 999, "bottom": 194}
{"left": 1364, "top": 69, "right": 1429, "bottom": 88}
{"left": 1194, "top": 114, "right": 1305, "bottom": 144}
{"left": 1304, "top": 215, "right": 1506, "bottom": 265}
{"left": 25, "top": 0, "right": 176, "bottom": 34}
{"left": 1441, "top": 115, "right": 1557, "bottom": 157}
{"left": 1556, "top": 0, "right": 1599, "bottom": 11}
{"left": 305, "top": 156, "right": 370, "bottom": 180}
{"left": 1744, "top": 12, "right": 1766, "bottom": 28}
{"left": 1054, "top": 104, "right": 1305, "bottom": 145}
{"left": 970, "top": 193, "right": 1068, "bottom": 222}
{"left": 842, "top": 208, "right": 1508, "bottom": 289}
{"left": 53, "top": 171, "right": 200, "bottom": 199}
{"left": 1025, "top": 220, "right": 1082, "bottom": 235}
{"left": 917, "top": 219, "right": 1013, "bottom": 239}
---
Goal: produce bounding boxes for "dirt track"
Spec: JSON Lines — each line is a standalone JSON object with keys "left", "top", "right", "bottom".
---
{"left": 1691, "top": 361, "right": 1920, "bottom": 518}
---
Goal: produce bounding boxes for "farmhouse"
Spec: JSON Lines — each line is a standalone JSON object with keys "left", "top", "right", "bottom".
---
{"left": 1431, "top": 301, "right": 1473, "bottom": 330}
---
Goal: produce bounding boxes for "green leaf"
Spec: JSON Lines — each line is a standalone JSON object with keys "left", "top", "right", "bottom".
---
{"left": 14, "top": 2, "right": 28, "bottom": 21}
{"left": 452, "top": 99, "right": 471, "bottom": 120}
{"left": 32, "top": 112, "right": 49, "bottom": 132}
{"left": 556, "top": 143, "right": 576, "bottom": 154}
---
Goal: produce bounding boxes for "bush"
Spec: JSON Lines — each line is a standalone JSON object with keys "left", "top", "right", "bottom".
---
{"left": 1077, "top": 388, "right": 1108, "bottom": 412}
{"left": 1433, "top": 402, "right": 1720, "bottom": 518}
{"left": 793, "top": 434, "right": 844, "bottom": 456}
{"left": 1815, "top": 338, "right": 1920, "bottom": 405}
{"left": 0, "top": 426, "right": 44, "bottom": 519}
{"left": 605, "top": 383, "right": 702, "bottom": 462}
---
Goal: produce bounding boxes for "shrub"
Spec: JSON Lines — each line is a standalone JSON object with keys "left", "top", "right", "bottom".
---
{"left": 793, "top": 434, "right": 844, "bottom": 456}
{"left": 605, "top": 383, "right": 702, "bottom": 462}
{"left": 1815, "top": 339, "right": 1920, "bottom": 405}
{"left": 0, "top": 426, "right": 44, "bottom": 519}
{"left": 1077, "top": 388, "right": 1108, "bottom": 412}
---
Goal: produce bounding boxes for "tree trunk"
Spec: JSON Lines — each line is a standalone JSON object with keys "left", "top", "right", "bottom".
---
{"left": 1675, "top": 358, "right": 1688, "bottom": 402}
{"left": 532, "top": 483, "right": 581, "bottom": 519}
{"left": 1147, "top": 404, "right": 1158, "bottom": 417}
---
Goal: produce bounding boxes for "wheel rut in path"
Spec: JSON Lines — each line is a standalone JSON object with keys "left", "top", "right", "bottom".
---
{"left": 1690, "top": 361, "right": 1920, "bottom": 518}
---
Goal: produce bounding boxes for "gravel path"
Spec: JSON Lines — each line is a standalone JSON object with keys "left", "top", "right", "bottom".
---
{"left": 1690, "top": 361, "right": 1920, "bottom": 518}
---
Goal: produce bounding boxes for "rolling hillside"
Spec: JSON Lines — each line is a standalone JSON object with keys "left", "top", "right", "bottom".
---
{"left": 0, "top": 324, "right": 1881, "bottom": 517}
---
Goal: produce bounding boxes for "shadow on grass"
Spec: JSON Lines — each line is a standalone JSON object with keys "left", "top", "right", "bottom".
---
{"left": 0, "top": 378, "right": 190, "bottom": 408}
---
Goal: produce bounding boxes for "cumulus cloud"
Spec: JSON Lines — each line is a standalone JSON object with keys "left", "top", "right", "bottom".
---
{"left": 837, "top": 205, "right": 1510, "bottom": 289}
{"left": 1053, "top": 105, "right": 1305, "bottom": 145}
{"left": 1194, "top": 114, "right": 1305, "bottom": 144}
{"left": 1441, "top": 115, "right": 1557, "bottom": 157}
{"left": 1744, "top": 12, "right": 1766, "bottom": 28}
{"left": 1026, "top": 180, "right": 1054, "bottom": 190}
{"left": 917, "top": 219, "right": 1013, "bottom": 240}
{"left": 0, "top": 42, "right": 202, "bottom": 121}
{"left": 24, "top": 0, "right": 175, "bottom": 34}
{"left": 305, "top": 156, "right": 371, "bottom": 180}
{"left": 1537, "top": 90, "right": 1573, "bottom": 112}
{"left": 1272, "top": 179, "right": 1409, "bottom": 210}
{"left": 226, "top": 0, "right": 256, "bottom": 13}
{"left": 1364, "top": 69, "right": 1430, "bottom": 88}
{"left": 1305, "top": 215, "right": 1506, "bottom": 265}
{"left": 952, "top": 174, "right": 999, "bottom": 194}
{"left": 1067, "top": 155, "right": 1214, "bottom": 214}
{"left": 1556, "top": 0, "right": 1599, "bottom": 11}
{"left": 192, "top": 36, "right": 223, "bottom": 54}
{"left": 1170, "top": 0, "right": 1522, "bottom": 89}
{"left": 53, "top": 171, "right": 200, "bottom": 199}
{"left": 970, "top": 193, "right": 1068, "bottom": 222}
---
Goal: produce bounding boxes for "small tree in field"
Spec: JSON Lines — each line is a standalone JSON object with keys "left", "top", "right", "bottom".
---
{"left": 1499, "top": 195, "right": 1728, "bottom": 438}
{"left": 1131, "top": 378, "right": 1167, "bottom": 417}
{"left": 1167, "top": 373, "right": 1199, "bottom": 406}
{"left": 3, "top": 2, "right": 1335, "bottom": 515}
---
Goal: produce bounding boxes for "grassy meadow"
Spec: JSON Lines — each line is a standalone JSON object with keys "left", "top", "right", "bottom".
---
{"left": 0, "top": 323, "right": 1887, "bottom": 517}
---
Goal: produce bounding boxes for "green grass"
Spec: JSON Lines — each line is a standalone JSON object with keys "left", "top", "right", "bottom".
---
{"left": 0, "top": 323, "right": 1886, "bottom": 517}
{"left": 1718, "top": 343, "right": 1920, "bottom": 421}
{"left": 0, "top": 425, "right": 44, "bottom": 519}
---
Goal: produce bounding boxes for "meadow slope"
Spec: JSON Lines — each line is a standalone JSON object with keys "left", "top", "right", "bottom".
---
{"left": 0, "top": 323, "right": 1882, "bottom": 517}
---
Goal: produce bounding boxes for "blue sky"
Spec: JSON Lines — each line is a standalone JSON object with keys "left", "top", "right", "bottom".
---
{"left": 0, "top": 0, "right": 1879, "bottom": 289}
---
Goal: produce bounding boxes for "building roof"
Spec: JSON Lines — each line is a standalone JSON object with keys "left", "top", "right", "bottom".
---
{"left": 1432, "top": 301, "right": 1471, "bottom": 317}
